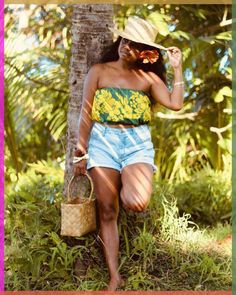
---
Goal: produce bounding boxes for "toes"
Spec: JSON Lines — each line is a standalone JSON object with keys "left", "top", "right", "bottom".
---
{"left": 107, "top": 276, "right": 125, "bottom": 291}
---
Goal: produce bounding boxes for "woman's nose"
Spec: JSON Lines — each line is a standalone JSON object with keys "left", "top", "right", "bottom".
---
{"left": 123, "top": 42, "right": 131, "bottom": 50}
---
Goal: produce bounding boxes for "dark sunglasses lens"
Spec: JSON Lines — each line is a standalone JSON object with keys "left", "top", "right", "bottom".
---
{"left": 134, "top": 43, "right": 145, "bottom": 51}
{"left": 122, "top": 38, "right": 129, "bottom": 43}
{"left": 121, "top": 38, "right": 146, "bottom": 51}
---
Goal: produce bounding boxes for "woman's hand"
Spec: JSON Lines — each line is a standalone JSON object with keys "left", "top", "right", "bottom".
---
{"left": 167, "top": 46, "right": 182, "bottom": 69}
{"left": 73, "top": 160, "right": 87, "bottom": 176}
{"left": 73, "top": 148, "right": 88, "bottom": 176}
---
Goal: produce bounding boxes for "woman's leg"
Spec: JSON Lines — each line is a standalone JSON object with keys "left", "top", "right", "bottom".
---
{"left": 120, "top": 163, "right": 154, "bottom": 212}
{"left": 88, "top": 166, "right": 123, "bottom": 290}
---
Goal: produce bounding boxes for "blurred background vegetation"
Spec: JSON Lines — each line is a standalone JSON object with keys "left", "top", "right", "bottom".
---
{"left": 4, "top": 4, "right": 232, "bottom": 291}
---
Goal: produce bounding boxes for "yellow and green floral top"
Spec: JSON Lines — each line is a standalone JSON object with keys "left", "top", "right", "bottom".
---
{"left": 91, "top": 88, "right": 152, "bottom": 125}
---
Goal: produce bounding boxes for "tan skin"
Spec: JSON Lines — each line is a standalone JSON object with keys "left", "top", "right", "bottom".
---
{"left": 74, "top": 38, "right": 184, "bottom": 290}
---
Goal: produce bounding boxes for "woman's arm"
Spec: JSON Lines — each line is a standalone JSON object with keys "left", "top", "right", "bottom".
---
{"left": 75, "top": 64, "right": 101, "bottom": 153}
{"left": 149, "top": 47, "right": 184, "bottom": 111}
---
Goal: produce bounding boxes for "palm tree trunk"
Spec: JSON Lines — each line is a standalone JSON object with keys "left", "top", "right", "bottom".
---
{"left": 64, "top": 4, "right": 113, "bottom": 194}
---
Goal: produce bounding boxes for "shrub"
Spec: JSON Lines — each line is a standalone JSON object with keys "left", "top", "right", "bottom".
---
{"left": 171, "top": 166, "right": 231, "bottom": 225}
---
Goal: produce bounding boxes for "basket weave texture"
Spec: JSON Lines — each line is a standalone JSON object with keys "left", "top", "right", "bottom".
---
{"left": 60, "top": 173, "right": 96, "bottom": 237}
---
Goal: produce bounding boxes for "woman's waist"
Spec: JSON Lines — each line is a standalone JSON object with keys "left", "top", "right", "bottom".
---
{"left": 94, "top": 121, "right": 146, "bottom": 129}
{"left": 90, "top": 121, "right": 150, "bottom": 138}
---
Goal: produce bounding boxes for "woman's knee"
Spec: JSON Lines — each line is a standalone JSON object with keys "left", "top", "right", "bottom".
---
{"left": 121, "top": 190, "right": 150, "bottom": 212}
{"left": 98, "top": 202, "right": 119, "bottom": 222}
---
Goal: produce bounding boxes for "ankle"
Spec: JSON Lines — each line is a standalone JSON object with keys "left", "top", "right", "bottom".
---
{"left": 110, "top": 272, "right": 120, "bottom": 281}
{"left": 107, "top": 275, "right": 124, "bottom": 291}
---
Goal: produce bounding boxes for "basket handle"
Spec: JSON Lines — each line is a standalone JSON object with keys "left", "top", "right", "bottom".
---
{"left": 67, "top": 172, "right": 94, "bottom": 203}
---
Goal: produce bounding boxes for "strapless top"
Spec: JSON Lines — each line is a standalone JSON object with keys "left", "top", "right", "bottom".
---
{"left": 91, "top": 87, "right": 152, "bottom": 125}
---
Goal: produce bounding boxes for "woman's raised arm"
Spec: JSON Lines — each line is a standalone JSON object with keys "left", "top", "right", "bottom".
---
{"left": 149, "top": 46, "right": 184, "bottom": 111}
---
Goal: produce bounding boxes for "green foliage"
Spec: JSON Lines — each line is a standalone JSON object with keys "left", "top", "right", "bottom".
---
{"left": 118, "top": 192, "right": 231, "bottom": 290}
{"left": 5, "top": 5, "right": 72, "bottom": 174}
{"left": 171, "top": 164, "right": 232, "bottom": 225}
{"left": 5, "top": 162, "right": 231, "bottom": 290}
{"left": 5, "top": 162, "right": 64, "bottom": 290}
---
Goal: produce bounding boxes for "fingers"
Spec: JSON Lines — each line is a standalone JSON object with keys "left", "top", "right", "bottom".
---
{"left": 167, "top": 46, "right": 181, "bottom": 53}
{"left": 167, "top": 47, "right": 181, "bottom": 58}
{"left": 167, "top": 46, "right": 182, "bottom": 62}
{"left": 74, "top": 167, "right": 87, "bottom": 176}
{"left": 73, "top": 160, "right": 87, "bottom": 176}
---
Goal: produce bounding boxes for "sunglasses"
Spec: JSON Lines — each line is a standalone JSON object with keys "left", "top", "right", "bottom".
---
{"left": 121, "top": 38, "right": 146, "bottom": 51}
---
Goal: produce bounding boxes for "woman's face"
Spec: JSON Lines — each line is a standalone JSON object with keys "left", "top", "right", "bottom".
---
{"left": 118, "top": 38, "right": 145, "bottom": 63}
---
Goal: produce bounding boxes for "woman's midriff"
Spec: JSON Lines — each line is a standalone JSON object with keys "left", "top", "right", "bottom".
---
{"left": 94, "top": 121, "right": 145, "bottom": 129}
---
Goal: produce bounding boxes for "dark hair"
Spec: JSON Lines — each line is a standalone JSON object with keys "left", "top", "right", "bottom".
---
{"left": 100, "top": 36, "right": 166, "bottom": 84}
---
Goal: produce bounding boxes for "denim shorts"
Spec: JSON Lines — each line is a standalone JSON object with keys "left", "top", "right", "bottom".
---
{"left": 86, "top": 122, "right": 157, "bottom": 174}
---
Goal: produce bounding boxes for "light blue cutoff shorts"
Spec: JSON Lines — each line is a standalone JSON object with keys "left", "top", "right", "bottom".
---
{"left": 86, "top": 122, "right": 158, "bottom": 174}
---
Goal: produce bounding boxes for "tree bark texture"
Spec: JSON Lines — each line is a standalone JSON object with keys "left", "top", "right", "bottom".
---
{"left": 64, "top": 5, "right": 114, "bottom": 196}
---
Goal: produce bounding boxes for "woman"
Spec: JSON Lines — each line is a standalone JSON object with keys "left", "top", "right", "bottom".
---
{"left": 73, "top": 16, "right": 184, "bottom": 290}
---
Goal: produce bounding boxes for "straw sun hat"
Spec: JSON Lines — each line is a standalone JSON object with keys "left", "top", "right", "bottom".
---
{"left": 109, "top": 16, "right": 168, "bottom": 51}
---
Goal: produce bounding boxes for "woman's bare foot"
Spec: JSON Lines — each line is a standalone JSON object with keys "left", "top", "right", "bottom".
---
{"left": 107, "top": 275, "right": 124, "bottom": 291}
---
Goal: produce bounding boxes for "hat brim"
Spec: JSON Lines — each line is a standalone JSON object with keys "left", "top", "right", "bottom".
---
{"left": 109, "top": 27, "right": 167, "bottom": 51}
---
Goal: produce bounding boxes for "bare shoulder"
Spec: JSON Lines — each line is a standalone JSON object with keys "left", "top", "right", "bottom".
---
{"left": 87, "top": 63, "right": 105, "bottom": 76}
{"left": 146, "top": 71, "right": 163, "bottom": 85}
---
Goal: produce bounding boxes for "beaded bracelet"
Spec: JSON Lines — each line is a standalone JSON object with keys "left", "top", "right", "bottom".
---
{"left": 174, "top": 81, "right": 184, "bottom": 87}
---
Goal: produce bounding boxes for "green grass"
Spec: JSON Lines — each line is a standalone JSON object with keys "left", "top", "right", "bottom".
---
{"left": 4, "top": 162, "right": 232, "bottom": 291}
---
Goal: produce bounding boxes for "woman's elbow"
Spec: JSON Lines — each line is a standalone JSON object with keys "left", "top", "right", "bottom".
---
{"left": 170, "top": 103, "right": 183, "bottom": 111}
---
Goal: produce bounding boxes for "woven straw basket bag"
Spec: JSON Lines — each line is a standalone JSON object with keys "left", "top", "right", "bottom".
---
{"left": 61, "top": 173, "right": 96, "bottom": 237}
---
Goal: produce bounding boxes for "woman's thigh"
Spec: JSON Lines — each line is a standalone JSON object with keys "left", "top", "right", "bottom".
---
{"left": 120, "top": 163, "right": 154, "bottom": 212}
{"left": 88, "top": 167, "right": 122, "bottom": 220}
